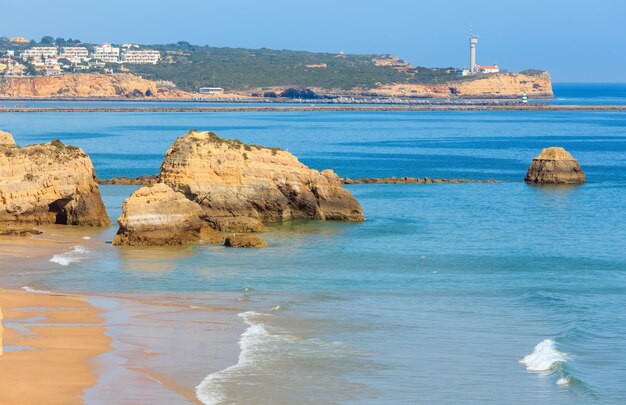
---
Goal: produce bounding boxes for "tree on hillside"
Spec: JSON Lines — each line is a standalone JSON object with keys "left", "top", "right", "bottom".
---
{"left": 41, "top": 36, "right": 55, "bottom": 45}
{"left": 56, "top": 38, "right": 67, "bottom": 46}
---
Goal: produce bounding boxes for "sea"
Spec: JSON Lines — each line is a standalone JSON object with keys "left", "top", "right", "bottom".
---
{"left": 1, "top": 83, "right": 625, "bottom": 404}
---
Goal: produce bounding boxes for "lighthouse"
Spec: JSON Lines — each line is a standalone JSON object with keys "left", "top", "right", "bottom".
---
{"left": 469, "top": 36, "right": 478, "bottom": 72}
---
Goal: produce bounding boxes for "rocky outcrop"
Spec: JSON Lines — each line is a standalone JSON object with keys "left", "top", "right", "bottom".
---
{"left": 0, "top": 227, "right": 43, "bottom": 237}
{"left": 367, "top": 72, "right": 553, "bottom": 99}
{"left": 113, "top": 130, "right": 363, "bottom": 245}
{"left": 113, "top": 183, "right": 223, "bottom": 246}
{"left": 0, "top": 74, "right": 192, "bottom": 98}
{"left": 524, "top": 147, "right": 586, "bottom": 184}
{"left": 159, "top": 131, "right": 364, "bottom": 231}
{"left": 224, "top": 234, "right": 267, "bottom": 248}
{"left": 0, "top": 131, "right": 15, "bottom": 146}
{"left": 342, "top": 177, "right": 498, "bottom": 184}
{"left": 0, "top": 138, "right": 110, "bottom": 226}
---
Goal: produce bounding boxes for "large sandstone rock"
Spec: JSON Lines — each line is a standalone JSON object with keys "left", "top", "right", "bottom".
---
{"left": 0, "top": 138, "right": 110, "bottom": 226}
{"left": 159, "top": 131, "right": 364, "bottom": 231}
{"left": 113, "top": 183, "right": 222, "bottom": 246}
{"left": 524, "top": 147, "right": 586, "bottom": 184}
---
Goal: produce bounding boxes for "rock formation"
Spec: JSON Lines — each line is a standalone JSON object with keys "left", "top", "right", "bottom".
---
{"left": 113, "top": 130, "right": 363, "bottom": 246}
{"left": 367, "top": 72, "right": 553, "bottom": 99}
{"left": 159, "top": 130, "right": 364, "bottom": 231}
{"left": 113, "top": 183, "right": 223, "bottom": 246}
{"left": 0, "top": 74, "right": 192, "bottom": 98}
{"left": 524, "top": 147, "right": 586, "bottom": 184}
{"left": 0, "top": 138, "right": 110, "bottom": 226}
{"left": 0, "top": 131, "right": 15, "bottom": 146}
{"left": 224, "top": 234, "right": 267, "bottom": 248}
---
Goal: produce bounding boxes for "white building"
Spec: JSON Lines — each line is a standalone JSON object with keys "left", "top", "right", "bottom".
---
{"left": 120, "top": 49, "right": 161, "bottom": 64}
{"left": 21, "top": 47, "right": 58, "bottom": 61}
{"left": 199, "top": 87, "right": 224, "bottom": 94}
{"left": 60, "top": 47, "right": 89, "bottom": 63}
{"left": 92, "top": 44, "right": 120, "bottom": 63}
{"left": 476, "top": 64, "right": 500, "bottom": 74}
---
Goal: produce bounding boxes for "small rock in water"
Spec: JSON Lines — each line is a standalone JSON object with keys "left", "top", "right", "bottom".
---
{"left": 224, "top": 234, "right": 267, "bottom": 248}
{"left": 524, "top": 147, "right": 586, "bottom": 184}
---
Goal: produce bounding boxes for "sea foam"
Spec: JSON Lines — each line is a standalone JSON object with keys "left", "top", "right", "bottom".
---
{"left": 21, "top": 286, "right": 52, "bottom": 294}
{"left": 520, "top": 339, "right": 568, "bottom": 372}
{"left": 195, "top": 311, "right": 281, "bottom": 405}
{"left": 49, "top": 245, "right": 90, "bottom": 266}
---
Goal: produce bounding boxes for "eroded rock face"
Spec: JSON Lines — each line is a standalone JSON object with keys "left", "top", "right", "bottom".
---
{"left": 0, "top": 139, "right": 110, "bottom": 226}
{"left": 0, "top": 74, "right": 191, "bottom": 98}
{"left": 367, "top": 72, "right": 553, "bottom": 99}
{"left": 113, "top": 183, "right": 209, "bottom": 246}
{"left": 159, "top": 131, "right": 364, "bottom": 231}
{"left": 524, "top": 147, "right": 586, "bottom": 184}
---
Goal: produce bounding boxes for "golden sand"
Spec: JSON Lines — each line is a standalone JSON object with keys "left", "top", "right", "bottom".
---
{"left": 0, "top": 289, "right": 110, "bottom": 405}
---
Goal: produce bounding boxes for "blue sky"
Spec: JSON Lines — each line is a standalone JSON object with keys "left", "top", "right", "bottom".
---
{"left": 2, "top": 0, "right": 624, "bottom": 82}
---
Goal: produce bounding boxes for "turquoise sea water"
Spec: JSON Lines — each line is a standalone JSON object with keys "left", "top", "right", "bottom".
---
{"left": 1, "top": 86, "right": 626, "bottom": 404}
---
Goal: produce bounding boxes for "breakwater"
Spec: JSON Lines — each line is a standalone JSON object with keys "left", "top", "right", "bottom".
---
{"left": 2, "top": 105, "right": 626, "bottom": 113}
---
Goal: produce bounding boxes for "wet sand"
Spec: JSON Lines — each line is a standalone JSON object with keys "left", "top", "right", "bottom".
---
{"left": 0, "top": 288, "right": 110, "bottom": 404}
{"left": 0, "top": 230, "right": 245, "bottom": 404}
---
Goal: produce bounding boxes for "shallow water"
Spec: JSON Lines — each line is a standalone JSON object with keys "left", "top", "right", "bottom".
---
{"left": 1, "top": 92, "right": 626, "bottom": 404}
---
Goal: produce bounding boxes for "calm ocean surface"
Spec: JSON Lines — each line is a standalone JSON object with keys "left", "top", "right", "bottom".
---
{"left": 1, "top": 84, "right": 625, "bottom": 404}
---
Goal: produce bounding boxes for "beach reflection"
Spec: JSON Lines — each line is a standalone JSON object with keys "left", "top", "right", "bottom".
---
{"left": 117, "top": 246, "right": 197, "bottom": 274}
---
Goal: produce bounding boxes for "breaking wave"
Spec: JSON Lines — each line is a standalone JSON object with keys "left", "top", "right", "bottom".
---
{"left": 49, "top": 245, "right": 90, "bottom": 266}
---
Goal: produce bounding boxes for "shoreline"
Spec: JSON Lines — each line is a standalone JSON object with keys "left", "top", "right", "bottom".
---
{"left": 1, "top": 104, "right": 626, "bottom": 113}
{"left": 0, "top": 231, "right": 245, "bottom": 405}
{"left": 0, "top": 287, "right": 110, "bottom": 404}
{"left": 0, "top": 284, "right": 245, "bottom": 405}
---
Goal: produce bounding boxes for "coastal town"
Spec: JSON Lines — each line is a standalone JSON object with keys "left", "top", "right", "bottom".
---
{"left": 0, "top": 36, "right": 160, "bottom": 77}
{"left": 0, "top": 33, "right": 552, "bottom": 102}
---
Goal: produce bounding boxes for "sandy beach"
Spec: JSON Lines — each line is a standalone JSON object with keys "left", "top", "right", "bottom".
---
{"left": 0, "top": 288, "right": 109, "bottom": 404}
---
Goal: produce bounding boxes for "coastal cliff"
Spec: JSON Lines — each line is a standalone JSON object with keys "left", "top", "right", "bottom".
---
{"left": 0, "top": 72, "right": 552, "bottom": 100}
{"left": 0, "top": 73, "right": 192, "bottom": 98}
{"left": 366, "top": 72, "right": 553, "bottom": 99}
{"left": 0, "top": 133, "right": 110, "bottom": 226}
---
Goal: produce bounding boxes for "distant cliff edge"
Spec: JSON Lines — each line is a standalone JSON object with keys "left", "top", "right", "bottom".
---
{"left": 363, "top": 72, "right": 553, "bottom": 99}
{"left": 0, "top": 73, "right": 193, "bottom": 99}
{"left": 0, "top": 71, "right": 552, "bottom": 100}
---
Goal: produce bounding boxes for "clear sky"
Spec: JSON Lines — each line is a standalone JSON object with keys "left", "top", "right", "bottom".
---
{"left": 2, "top": 0, "right": 624, "bottom": 82}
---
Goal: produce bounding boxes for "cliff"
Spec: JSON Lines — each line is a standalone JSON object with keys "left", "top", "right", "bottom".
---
{"left": 159, "top": 131, "right": 364, "bottom": 231}
{"left": 0, "top": 134, "right": 110, "bottom": 226}
{"left": 0, "top": 73, "right": 192, "bottom": 98}
{"left": 525, "top": 147, "right": 586, "bottom": 184}
{"left": 366, "top": 72, "right": 553, "bottom": 99}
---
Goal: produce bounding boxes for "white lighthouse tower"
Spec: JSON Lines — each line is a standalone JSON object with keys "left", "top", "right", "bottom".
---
{"left": 469, "top": 35, "right": 478, "bottom": 73}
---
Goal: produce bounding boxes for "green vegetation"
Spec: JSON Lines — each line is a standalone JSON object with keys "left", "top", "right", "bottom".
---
{"left": 0, "top": 37, "right": 467, "bottom": 91}
{"left": 127, "top": 44, "right": 462, "bottom": 92}
{"left": 519, "top": 69, "right": 547, "bottom": 76}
